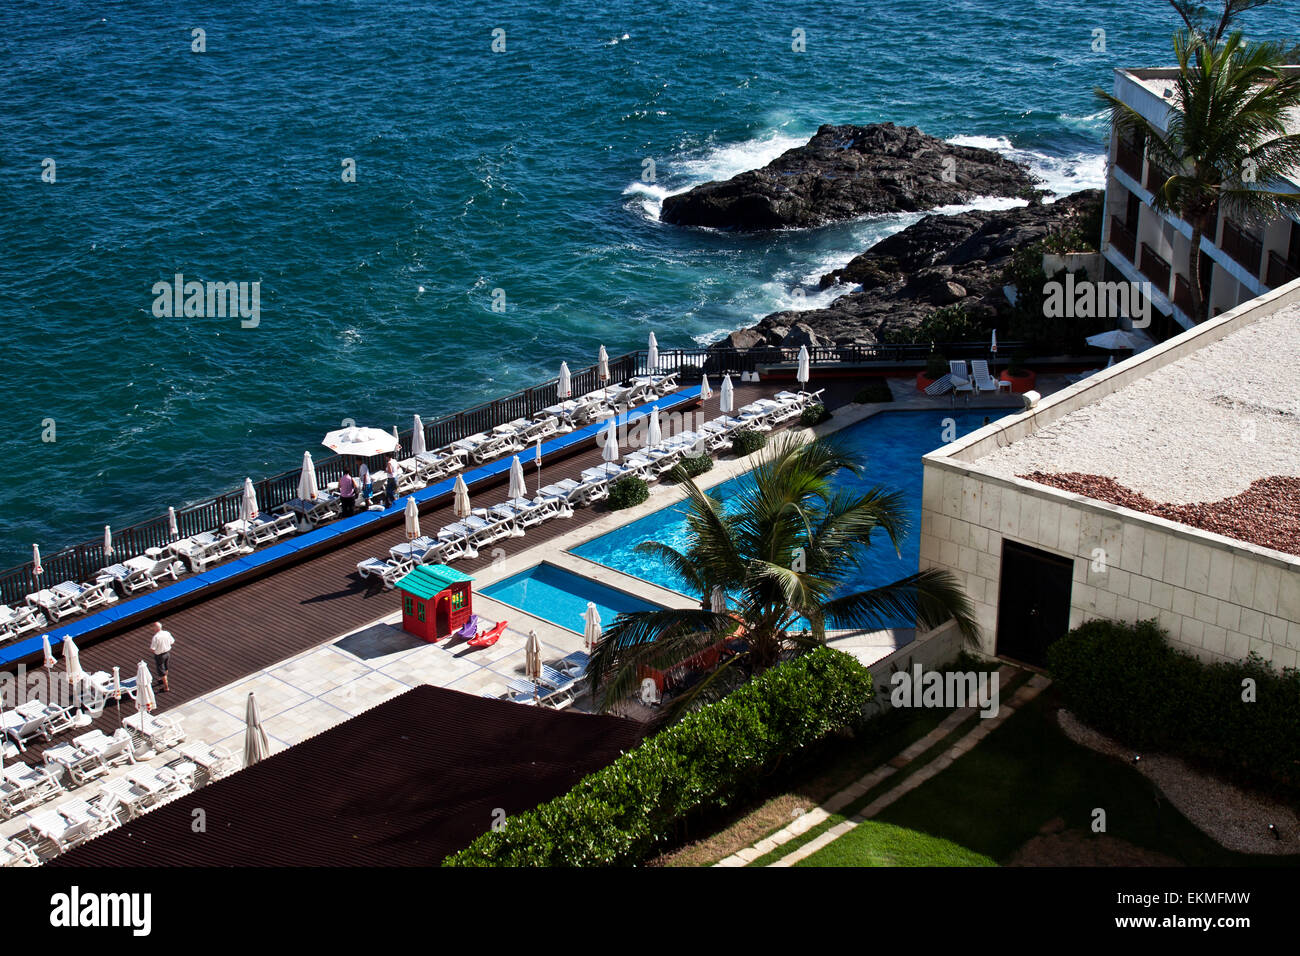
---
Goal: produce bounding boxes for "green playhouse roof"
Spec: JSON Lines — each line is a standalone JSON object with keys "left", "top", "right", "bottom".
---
{"left": 394, "top": 564, "right": 474, "bottom": 600}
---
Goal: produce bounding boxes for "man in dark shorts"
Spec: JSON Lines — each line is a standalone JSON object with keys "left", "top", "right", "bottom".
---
{"left": 150, "top": 621, "right": 174, "bottom": 692}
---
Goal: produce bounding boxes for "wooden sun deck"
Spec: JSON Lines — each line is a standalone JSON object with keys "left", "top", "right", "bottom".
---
{"left": 5, "top": 378, "right": 867, "bottom": 762}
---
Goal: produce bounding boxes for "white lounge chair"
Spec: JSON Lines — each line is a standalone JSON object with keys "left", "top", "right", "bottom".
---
{"left": 125, "top": 710, "right": 185, "bottom": 750}
{"left": 26, "top": 580, "right": 116, "bottom": 623}
{"left": 489, "top": 498, "right": 549, "bottom": 530}
{"left": 27, "top": 809, "right": 95, "bottom": 854}
{"left": 176, "top": 742, "right": 237, "bottom": 783}
{"left": 1, "top": 762, "right": 63, "bottom": 817}
{"left": 0, "top": 603, "right": 43, "bottom": 642}
{"left": 1, "top": 836, "right": 39, "bottom": 866}
{"left": 126, "top": 765, "right": 190, "bottom": 807}
{"left": 970, "top": 360, "right": 998, "bottom": 392}
{"left": 173, "top": 530, "right": 244, "bottom": 572}
{"left": 43, "top": 728, "right": 135, "bottom": 784}
{"left": 356, "top": 555, "right": 415, "bottom": 589}
{"left": 949, "top": 360, "right": 974, "bottom": 402}
{"left": 225, "top": 512, "right": 298, "bottom": 548}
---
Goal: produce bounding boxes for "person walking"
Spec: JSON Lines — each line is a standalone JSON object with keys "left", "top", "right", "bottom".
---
{"left": 339, "top": 466, "right": 357, "bottom": 517}
{"left": 150, "top": 621, "right": 174, "bottom": 692}
{"left": 384, "top": 455, "right": 399, "bottom": 508}
{"left": 359, "top": 461, "right": 372, "bottom": 507}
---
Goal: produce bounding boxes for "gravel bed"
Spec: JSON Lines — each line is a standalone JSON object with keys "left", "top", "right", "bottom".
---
{"left": 1057, "top": 708, "right": 1299, "bottom": 856}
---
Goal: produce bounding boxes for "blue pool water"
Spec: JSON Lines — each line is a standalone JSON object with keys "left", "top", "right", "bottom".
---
{"left": 571, "top": 409, "right": 989, "bottom": 622}
{"left": 481, "top": 562, "right": 664, "bottom": 634}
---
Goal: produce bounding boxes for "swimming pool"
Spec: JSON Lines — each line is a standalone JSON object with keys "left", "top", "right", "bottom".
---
{"left": 571, "top": 409, "right": 989, "bottom": 624}
{"left": 480, "top": 562, "right": 664, "bottom": 634}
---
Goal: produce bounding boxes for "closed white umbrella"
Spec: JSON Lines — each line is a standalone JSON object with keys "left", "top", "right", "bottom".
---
{"left": 720, "top": 374, "right": 735, "bottom": 414}
{"left": 41, "top": 634, "right": 54, "bottom": 669}
{"left": 135, "top": 661, "right": 155, "bottom": 734}
{"left": 243, "top": 692, "right": 270, "bottom": 767}
{"left": 534, "top": 439, "right": 544, "bottom": 497}
{"left": 63, "top": 635, "right": 82, "bottom": 686}
{"left": 600, "top": 417, "right": 620, "bottom": 477}
{"left": 32, "top": 544, "right": 42, "bottom": 578}
{"left": 508, "top": 455, "right": 527, "bottom": 500}
{"left": 167, "top": 507, "right": 179, "bottom": 540}
{"left": 404, "top": 496, "right": 421, "bottom": 541}
{"left": 411, "top": 415, "right": 427, "bottom": 456}
{"left": 297, "top": 452, "right": 320, "bottom": 501}
{"left": 241, "top": 477, "right": 259, "bottom": 523}
{"left": 710, "top": 586, "right": 727, "bottom": 614}
{"left": 392, "top": 425, "right": 400, "bottom": 447}
{"left": 647, "top": 332, "right": 659, "bottom": 372}
{"left": 700, "top": 374, "right": 713, "bottom": 402}
{"left": 525, "top": 629, "right": 542, "bottom": 680}
{"left": 321, "top": 424, "right": 400, "bottom": 458}
{"left": 558, "top": 362, "right": 572, "bottom": 400}
{"left": 597, "top": 345, "right": 609, "bottom": 383}
{"left": 103, "top": 525, "right": 113, "bottom": 558}
{"left": 583, "top": 602, "right": 602, "bottom": 653}
{"left": 796, "top": 345, "right": 810, "bottom": 388}
{"left": 111, "top": 666, "right": 122, "bottom": 704}
{"left": 453, "top": 475, "right": 472, "bottom": 518}
{"left": 646, "top": 406, "right": 663, "bottom": 448}
{"left": 990, "top": 329, "right": 998, "bottom": 376}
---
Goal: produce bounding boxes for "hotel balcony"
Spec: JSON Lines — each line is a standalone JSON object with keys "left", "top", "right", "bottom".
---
{"left": 1266, "top": 250, "right": 1300, "bottom": 289}
{"left": 1220, "top": 220, "right": 1263, "bottom": 277}
{"left": 1138, "top": 242, "right": 1172, "bottom": 295}
{"left": 1144, "top": 160, "right": 1173, "bottom": 194}
{"left": 1115, "top": 141, "right": 1144, "bottom": 182}
{"left": 1109, "top": 216, "right": 1137, "bottom": 263}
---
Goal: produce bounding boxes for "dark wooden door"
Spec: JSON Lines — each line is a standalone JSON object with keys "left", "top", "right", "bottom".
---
{"left": 995, "top": 540, "right": 1075, "bottom": 668}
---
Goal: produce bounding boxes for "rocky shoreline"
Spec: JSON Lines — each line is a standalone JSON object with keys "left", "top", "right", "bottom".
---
{"left": 660, "top": 122, "right": 1102, "bottom": 352}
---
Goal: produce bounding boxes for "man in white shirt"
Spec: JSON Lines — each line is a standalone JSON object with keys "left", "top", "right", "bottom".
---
{"left": 150, "top": 621, "right": 175, "bottom": 692}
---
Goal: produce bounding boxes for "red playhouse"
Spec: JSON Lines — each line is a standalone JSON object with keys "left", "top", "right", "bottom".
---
{"left": 394, "top": 564, "right": 474, "bottom": 643}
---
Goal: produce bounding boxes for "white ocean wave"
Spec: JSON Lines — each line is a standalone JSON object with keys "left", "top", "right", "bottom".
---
{"left": 946, "top": 133, "right": 1107, "bottom": 198}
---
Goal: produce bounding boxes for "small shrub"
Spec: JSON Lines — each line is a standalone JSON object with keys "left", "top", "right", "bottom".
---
{"left": 730, "top": 428, "right": 767, "bottom": 457}
{"left": 671, "top": 452, "right": 713, "bottom": 481}
{"left": 853, "top": 380, "right": 893, "bottom": 404}
{"left": 925, "top": 354, "right": 949, "bottom": 380}
{"left": 799, "top": 404, "right": 829, "bottom": 427}
{"left": 1007, "top": 351, "right": 1029, "bottom": 375}
{"left": 443, "top": 648, "right": 875, "bottom": 867}
{"left": 606, "top": 475, "right": 649, "bottom": 510}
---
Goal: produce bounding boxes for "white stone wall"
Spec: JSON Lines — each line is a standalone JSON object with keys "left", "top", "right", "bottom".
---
{"left": 919, "top": 464, "right": 1300, "bottom": 670}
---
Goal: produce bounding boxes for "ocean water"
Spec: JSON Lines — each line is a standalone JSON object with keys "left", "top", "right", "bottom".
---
{"left": 1, "top": 0, "right": 1291, "bottom": 567}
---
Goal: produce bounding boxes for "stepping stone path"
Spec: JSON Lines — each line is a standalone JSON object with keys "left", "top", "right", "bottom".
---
{"left": 715, "top": 665, "right": 1049, "bottom": 867}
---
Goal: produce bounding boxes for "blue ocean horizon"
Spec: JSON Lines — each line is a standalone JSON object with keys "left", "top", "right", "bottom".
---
{"left": 1, "top": 0, "right": 1291, "bottom": 567}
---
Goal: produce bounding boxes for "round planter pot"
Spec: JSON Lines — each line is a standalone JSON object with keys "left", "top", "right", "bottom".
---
{"left": 999, "top": 370, "right": 1037, "bottom": 393}
{"left": 916, "top": 372, "right": 941, "bottom": 392}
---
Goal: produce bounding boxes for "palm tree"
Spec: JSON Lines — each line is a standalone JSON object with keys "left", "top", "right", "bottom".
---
{"left": 587, "top": 433, "right": 979, "bottom": 714}
{"left": 1096, "top": 30, "right": 1300, "bottom": 323}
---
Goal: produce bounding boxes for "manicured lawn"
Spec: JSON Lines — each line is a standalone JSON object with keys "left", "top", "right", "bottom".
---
{"left": 866, "top": 692, "right": 1294, "bottom": 866}
{"left": 797, "top": 820, "right": 995, "bottom": 867}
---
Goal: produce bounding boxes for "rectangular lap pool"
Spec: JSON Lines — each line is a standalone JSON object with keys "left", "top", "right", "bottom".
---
{"left": 571, "top": 409, "right": 990, "bottom": 627}
{"left": 480, "top": 563, "right": 664, "bottom": 633}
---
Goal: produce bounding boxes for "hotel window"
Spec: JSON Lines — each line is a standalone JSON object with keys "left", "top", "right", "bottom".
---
{"left": 451, "top": 590, "right": 465, "bottom": 610}
{"left": 403, "top": 596, "right": 413, "bottom": 616}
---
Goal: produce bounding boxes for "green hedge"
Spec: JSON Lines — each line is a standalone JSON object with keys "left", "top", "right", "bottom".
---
{"left": 853, "top": 380, "right": 893, "bottom": 404}
{"left": 671, "top": 453, "right": 713, "bottom": 481}
{"left": 443, "top": 647, "right": 875, "bottom": 867}
{"left": 607, "top": 475, "right": 649, "bottom": 510}
{"left": 731, "top": 428, "right": 767, "bottom": 457}
{"left": 1048, "top": 618, "right": 1300, "bottom": 787}
{"left": 799, "top": 404, "right": 829, "bottom": 427}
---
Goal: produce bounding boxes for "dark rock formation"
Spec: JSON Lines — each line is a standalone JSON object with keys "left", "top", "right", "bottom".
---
{"left": 661, "top": 123, "right": 1042, "bottom": 230}
{"left": 711, "top": 189, "right": 1103, "bottom": 349}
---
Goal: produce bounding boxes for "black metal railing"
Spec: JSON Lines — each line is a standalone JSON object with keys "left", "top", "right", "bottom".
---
{"left": 1138, "top": 243, "right": 1172, "bottom": 294}
{"left": 1144, "top": 159, "right": 1174, "bottom": 194}
{"left": 0, "top": 340, "right": 1023, "bottom": 605}
{"left": 1115, "top": 140, "right": 1143, "bottom": 181}
{"left": 1220, "top": 219, "right": 1263, "bottom": 277}
{"left": 1266, "top": 250, "right": 1300, "bottom": 288}
{"left": 1173, "top": 274, "right": 1194, "bottom": 315}
{"left": 1109, "top": 216, "right": 1137, "bottom": 263}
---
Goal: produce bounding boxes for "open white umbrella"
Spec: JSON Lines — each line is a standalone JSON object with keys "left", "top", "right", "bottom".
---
{"left": 103, "top": 525, "right": 114, "bottom": 559}
{"left": 508, "top": 456, "right": 527, "bottom": 500}
{"left": 710, "top": 586, "right": 727, "bottom": 614}
{"left": 321, "top": 425, "right": 400, "bottom": 458}
{"left": 700, "top": 374, "right": 713, "bottom": 402}
{"left": 297, "top": 452, "right": 320, "bottom": 501}
{"left": 558, "top": 361, "right": 572, "bottom": 400}
{"left": 647, "top": 332, "right": 659, "bottom": 372}
{"left": 241, "top": 477, "right": 259, "bottom": 523}
{"left": 32, "top": 544, "right": 42, "bottom": 578}
{"left": 41, "top": 635, "right": 54, "bottom": 669}
{"left": 720, "top": 374, "right": 735, "bottom": 414}
{"left": 583, "top": 602, "right": 602, "bottom": 653}
{"left": 411, "top": 415, "right": 427, "bottom": 457}
{"left": 135, "top": 661, "right": 155, "bottom": 735}
{"left": 525, "top": 629, "right": 542, "bottom": 680}
{"left": 243, "top": 692, "right": 270, "bottom": 768}
{"left": 600, "top": 417, "right": 620, "bottom": 477}
{"left": 453, "top": 475, "right": 472, "bottom": 518}
{"left": 1086, "top": 328, "right": 1156, "bottom": 352}
{"left": 796, "top": 345, "right": 810, "bottom": 389}
{"left": 404, "top": 496, "right": 420, "bottom": 541}
{"left": 168, "top": 507, "right": 179, "bottom": 540}
{"left": 646, "top": 406, "right": 663, "bottom": 448}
